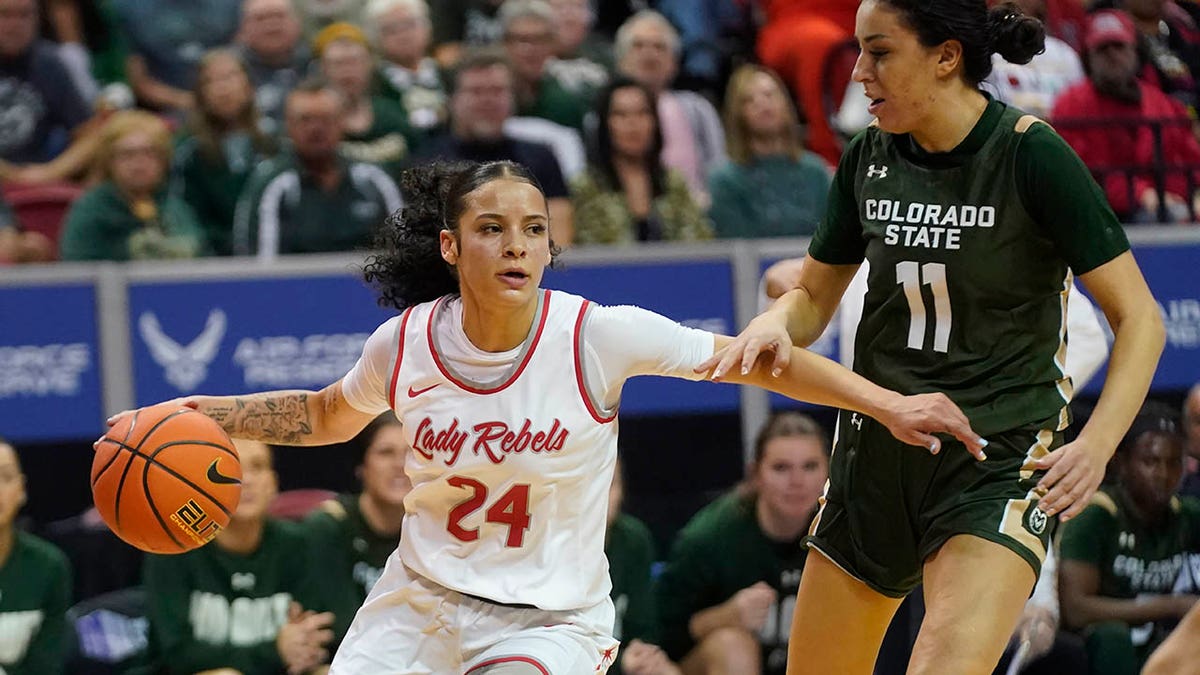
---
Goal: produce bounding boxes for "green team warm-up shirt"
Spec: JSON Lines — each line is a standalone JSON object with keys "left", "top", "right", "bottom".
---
{"left": 0, "top": 531, "right": 71, "bottom": 675}
{"left": 810, "top": 97, "right": 1130, "bottom": 436}
{"left": 142, "top": 519, "right": 324, "bottom": 675}
{"left": 302, "top": 494, "right": 399, "bottom": 644}
{"left": 1060, "top": 488, "right": 1200, "bottom": 650}
{"left": 656, "top": 492, "right": 808, "bottom": 675}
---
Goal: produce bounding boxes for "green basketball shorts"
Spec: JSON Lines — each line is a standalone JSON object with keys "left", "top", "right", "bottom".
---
{"left": 805, "top": 410, "right": 1060, "bottom": 597}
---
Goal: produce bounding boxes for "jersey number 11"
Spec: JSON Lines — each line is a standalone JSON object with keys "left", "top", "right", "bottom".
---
{"left": 896, "top": 261, "right": 951, "bottom": 353}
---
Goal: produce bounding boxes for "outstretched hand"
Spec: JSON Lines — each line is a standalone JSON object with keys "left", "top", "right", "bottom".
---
{"left": 695, "top": 310, "right": 793, "bottom": 381}
{"left": 876, "top": 392, "right": 989, "bottom": 461}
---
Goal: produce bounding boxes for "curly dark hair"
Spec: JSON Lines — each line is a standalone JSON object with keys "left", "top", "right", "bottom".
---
{"left": 363, "top": 160, "right": 560, "bottom": 310}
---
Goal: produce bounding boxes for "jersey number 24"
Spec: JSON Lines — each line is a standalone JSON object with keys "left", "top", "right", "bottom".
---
{"left": 446, "top": 476, "right": 533, "bottom": 547}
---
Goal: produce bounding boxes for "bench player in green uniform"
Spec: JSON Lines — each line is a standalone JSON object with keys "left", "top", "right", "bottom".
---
{"left": 142, "top": 440, "right": 335, "bottom": 675}
{"left": 0, "top": 437, "right": 71, "bottom": 675}
{"left": 1059, "top": 409, "right": 1200, "bottom": 674}
{"left": 702, "top": 1, "right": 1166, "bottom": 673}
{"left": 303, "top": 414, "right": 411, "bottom": 646}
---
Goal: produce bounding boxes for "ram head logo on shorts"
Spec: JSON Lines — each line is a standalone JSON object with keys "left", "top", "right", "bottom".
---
{"left": 139, "top": 309, "right": 227, "bottom": 392}
{"left": 1027, "top": 504, "right": 1049, "bottom": 536}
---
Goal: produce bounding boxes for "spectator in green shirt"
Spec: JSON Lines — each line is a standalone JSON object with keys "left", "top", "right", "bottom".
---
{"left": 0, "top": 436, "right": 72, "bottom": 675}
{"left": 366, "top": 0, "right": 449, "bottom": 134}
{"left": 303, "top": 414, "right": 411, "bottom": 646}
{"left": 656, "top": 412, "right": 829, "bottom": 675}
{"left": 499, "top": 0, "right": 590, "bottom": 131}
{"left": 1059, "top": 406, "right": 1200, "bottom": 675}
{"left": 143, "top": 439, "right": 335, "bottom": 675}
{"left": 315, "top": 22, "right": 420, "bottom": 181}
{"left": 233, "top": 77, "right": 403, "bottom": 259}
{"left": 708, "top": 65, "right": 832, "bottom": 239}
{"left": 60, "top": 110, "right": 208, "bottom": 261}
{"left": 173, "top": 48, "right": 278, "bottom": 256}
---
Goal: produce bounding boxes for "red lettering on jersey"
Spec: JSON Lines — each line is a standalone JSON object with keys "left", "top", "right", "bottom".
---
{"left": 412, "top": 417, "right": 468, "bottom": 466}
{"left": 473, "top": 419, "right": 569, "bottom": 464}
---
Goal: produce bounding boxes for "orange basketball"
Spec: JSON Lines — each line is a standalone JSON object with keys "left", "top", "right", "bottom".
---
{"left": 92, "top": 403, "right": 242, "bottom": 554}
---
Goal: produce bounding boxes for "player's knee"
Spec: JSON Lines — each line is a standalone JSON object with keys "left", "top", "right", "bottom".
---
{"left": 471, "top": 661, "right": 547, "bottom": 675}
{"left": 683, "top": 627, "right": 761, "bottom": 675}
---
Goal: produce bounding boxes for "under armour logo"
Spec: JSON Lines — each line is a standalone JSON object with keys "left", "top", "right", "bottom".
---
{"left": 782, "top": 569, "right": 802, "bottom": 588}
{"left": 231, "top": 573, "right": 256, "bottom": 591}
{"left": 867, "top": 164, "right": 888, "bottom": 178}
{"left": 139, "top": 309, "right": 226, "bottom": 392}
{"left": 850, "top": 413, "right": 864, "bottom": 430}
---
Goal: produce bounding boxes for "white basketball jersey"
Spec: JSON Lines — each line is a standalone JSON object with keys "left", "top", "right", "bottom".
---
{"left": 387, "top": 289, "right": 618, "bottom": 611}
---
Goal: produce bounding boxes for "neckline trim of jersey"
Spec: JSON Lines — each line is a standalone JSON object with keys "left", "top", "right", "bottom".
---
{"left": 426, "top": 289, "right": 551, "bottom": 395}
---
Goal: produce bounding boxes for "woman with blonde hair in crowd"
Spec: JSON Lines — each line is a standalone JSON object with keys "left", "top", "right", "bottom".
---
{"left": 571, "top": 77, "right": 711, "bottom": 244}
{"left": 708, "top": 64, "right": 832, "bottom": 239}
{"left": 60, "top": 110, "right": 207, "bottom": 261}
{"left": 173, "top": 48, "right": 277, "bottom": 255}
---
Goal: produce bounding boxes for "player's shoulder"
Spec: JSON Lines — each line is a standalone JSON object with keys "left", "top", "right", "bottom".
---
{"left": 265, "top": 517, "right": 310, "bottom": 549}
{"left": 1081, "top": 487, "right": 1121, "bottom": 520}
{"left": 15, "top": 529, "right": 70, "bottom": 570}
{"left": 611, "top": 512, "right": 654, "bottom": 545}
{"left": 1174, "top": 494, "right": 1200, "bottom": 519}
{"left": 678, "top": 491, "right": 754, "bottom": 543}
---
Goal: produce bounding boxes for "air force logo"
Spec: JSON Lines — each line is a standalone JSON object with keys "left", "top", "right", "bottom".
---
{"left": 139, "top": 309, "right": 227, "bottom": 392}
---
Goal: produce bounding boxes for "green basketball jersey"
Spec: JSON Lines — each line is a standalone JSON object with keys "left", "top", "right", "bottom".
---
{"left": 142, "top": 519, "right": 322, "bottom": 675}
{"left": 810, "top": 98, "right": 1130, "bottom": 435}
{"left": 0, "top": 531, "right": 71, "bottom": 675}
{"left": 656, "top": 492, "right": 807, "bottom": 675}
{"left": 302, "top": 494, "right": 399, "bottom": 644}
{"left": 1060, "top": 488, "right": 1200, "bottom": 650}
{"left": 1060, "top": 488, "right": 1200, "bottom": 600}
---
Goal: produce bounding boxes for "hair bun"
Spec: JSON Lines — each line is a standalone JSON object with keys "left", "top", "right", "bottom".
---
{"left": 988, "top": 3, "right": 1046, "bottom": 65}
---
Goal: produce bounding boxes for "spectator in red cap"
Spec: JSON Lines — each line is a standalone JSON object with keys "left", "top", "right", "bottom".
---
{"left": 1050, "top": 9, "right": 1200, "bottom": 223}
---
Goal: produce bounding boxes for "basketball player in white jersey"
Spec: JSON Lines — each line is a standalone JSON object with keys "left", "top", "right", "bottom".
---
{"left": 102, "top": 160, "right": 986, "bottom": 674}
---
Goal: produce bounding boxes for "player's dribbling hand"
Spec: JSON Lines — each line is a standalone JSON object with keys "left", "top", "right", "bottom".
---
{"left": 1033, "top": 438, "right": 1109, "bottom": 522}
{"left": 93, "top": 398, "right": 202, "bottom": 453}
{"left": 729, "top": 581, "right": 777, "bottom": 632}
{"left": 877, "top": 392, "right": 989, "bottom": 461}
{"left": 697, "top": 310, "right": 794, "bottom": 381}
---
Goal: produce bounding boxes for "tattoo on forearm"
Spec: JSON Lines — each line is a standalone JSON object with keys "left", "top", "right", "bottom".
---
{"left": 205, "top": 393, "right": 313, "bottom": 444}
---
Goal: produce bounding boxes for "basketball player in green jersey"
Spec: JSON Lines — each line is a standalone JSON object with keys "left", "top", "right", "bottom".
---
{"left": 0, "top": 437, "right": 72, "bottom": 675}
{"left": 700, "top": 1, "right": 1166, "bottom": 673}
{"left": 1058, "top": 409, "right": 1200, "bottom": 673}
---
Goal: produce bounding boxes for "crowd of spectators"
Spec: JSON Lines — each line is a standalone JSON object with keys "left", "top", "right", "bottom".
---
{"left": 6, "top": 0, "right": 1194, "bottom": 266}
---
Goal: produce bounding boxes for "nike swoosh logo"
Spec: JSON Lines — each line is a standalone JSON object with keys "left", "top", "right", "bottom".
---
{"left": 207, "top": 459, "right": 241, "bottom": 485}
{"left": 408, "top": 383, "right": 440, "bottom": 398}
